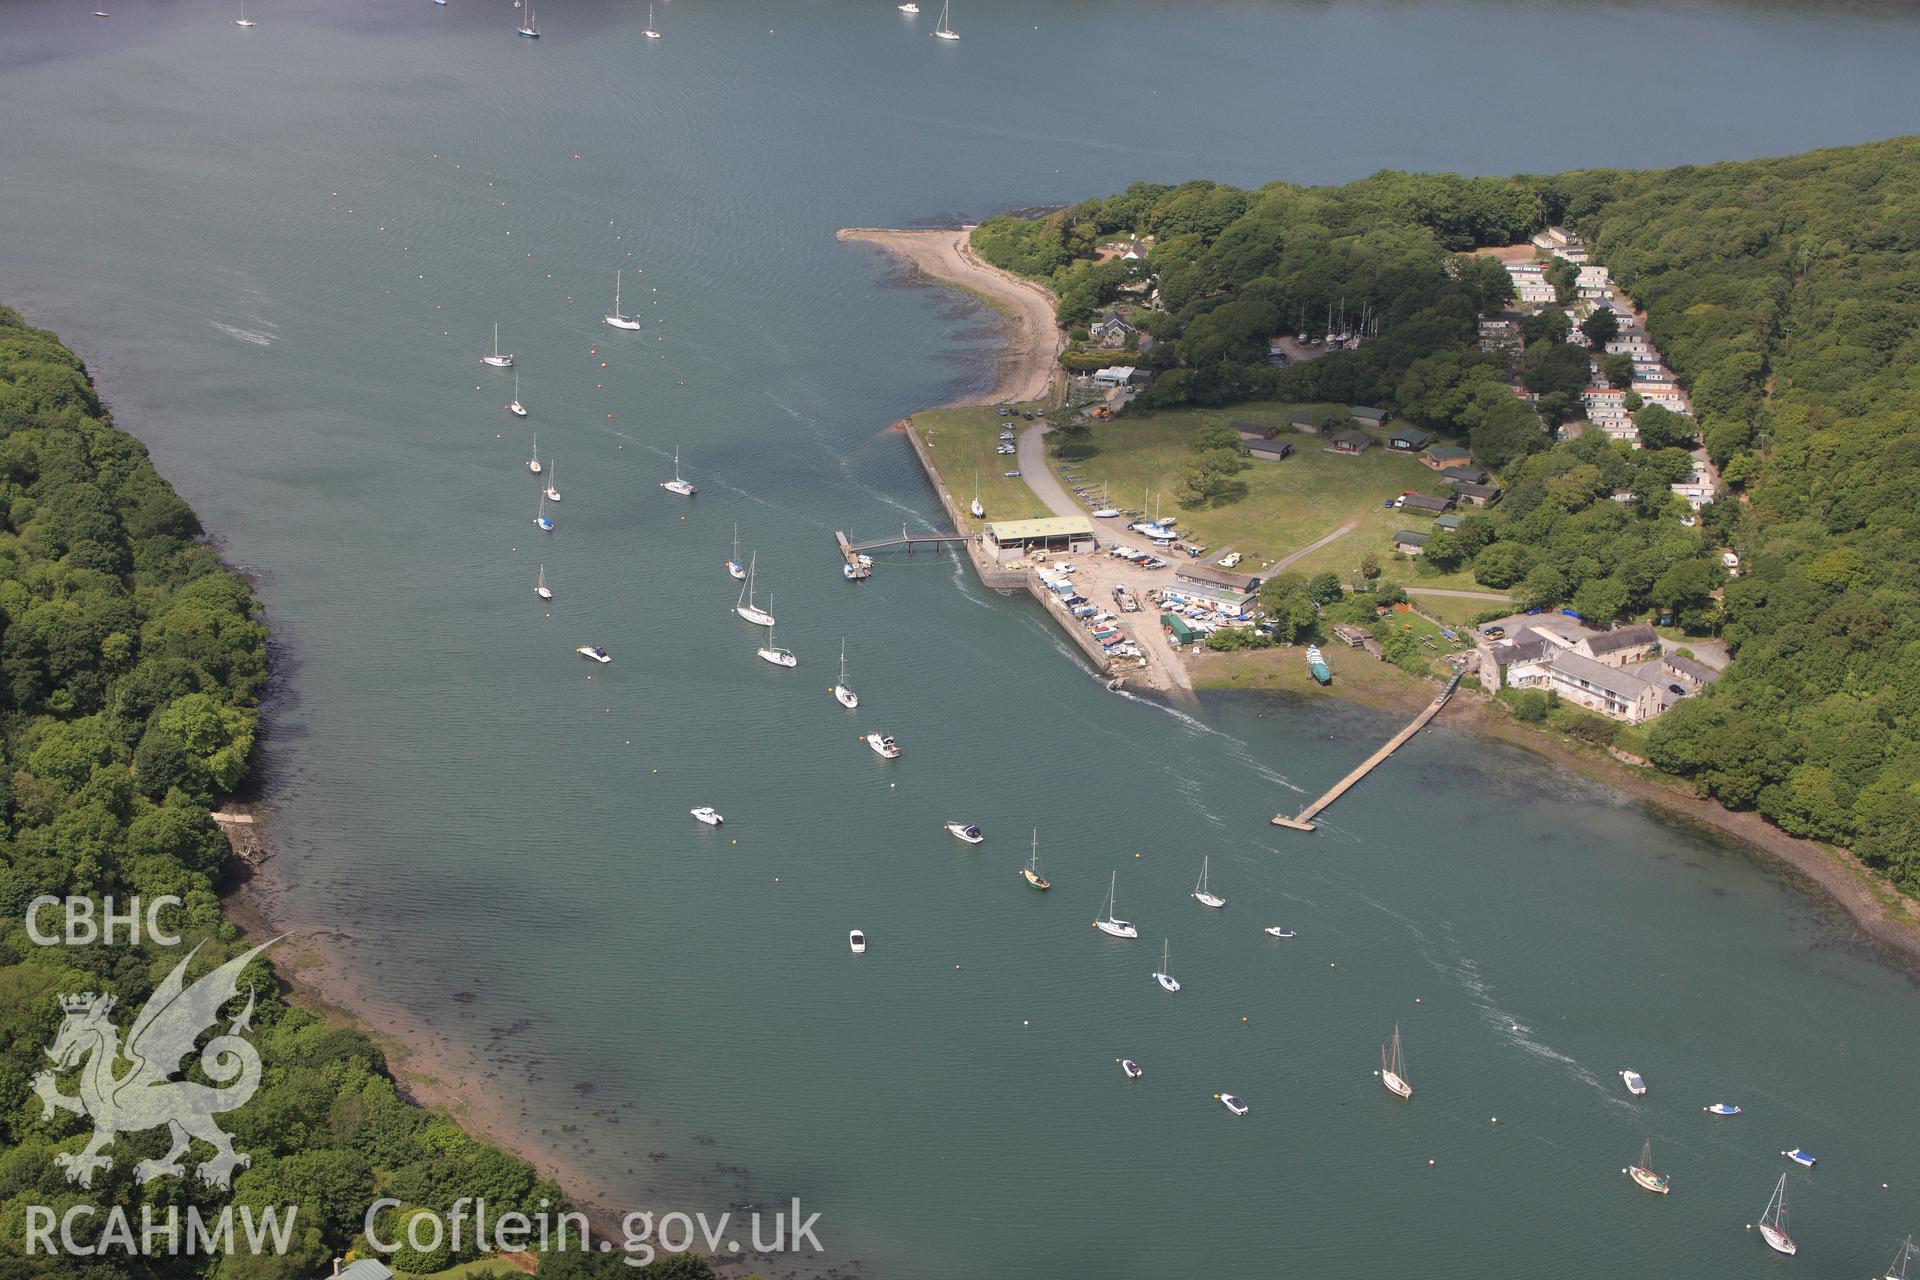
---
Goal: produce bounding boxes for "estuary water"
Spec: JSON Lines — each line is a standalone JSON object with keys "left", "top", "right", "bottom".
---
{"left": 6, "top": 0, "right": 1920, "bottom": 1274}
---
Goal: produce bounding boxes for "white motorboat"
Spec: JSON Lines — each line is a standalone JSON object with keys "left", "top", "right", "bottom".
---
{"left": 1218, "top": 1093, "right": 1249, "bottom": 1117}
{"left": 944, "top": 821, "right": 983, "bottom": 844}
{"left": 1093, "top": 870, "right": 1137, "bottom": 938}
{"left": 1263, "top": 925, "right": 1296, "bottom": 938}
{"left": 508, "top": 371, "right": 527, "bottom": 416}
{"left": 897, "top": 1, "right": 918, "bottom": 10}
{"left": 1703, "top": 1102, "right": 1742, "bottom": 1116}
{"left": 756, "top": 621, "right": 796, "bottom": 668}
{"left": 735, "top": 553, "right": 775, "bottom": 626}
{"left": 483, "top": 322, "right": 514, "bottom": 367}
{"left": 1151, "top": 939, "right": 1180, "bottom": 992}
{"left": 690, "top": 807, "right": 723, "bottom": 826}
{"left": 535, "top": 564, "right": 552, "bottom": 601}
{"left": 931, "top": 0, "right": 957, "bottom": 38}
{"left": 866, "top": 732, "right": 900, "bottom": 759}
{"left": 1782, "top": 1148, "right": 1817, "bottom": 1167}
{"left": 833, "top": 638, "right": 859, "bottom": 708}
{"left": 1380, "top": 1025, "right": 1413, "bottom": 1099}
{"left": 1191, "top": 855, "right": 1225, "bottom": 908}
{"left": 727, "top": 524, "right": 747, "bottom": 580}
{"left": 576, "top": 645, "right": 611, "bottom": 664}
{"left": 660, "top": 447, "right": 695, "bottom": 496}
{"left": 604, "top": 269, "right": 641, "bottom": 329}
{"left": 1118, "top": 1058, "right": 1142, "bottom": 1080}
{"left": 527, "top": 434, "right": 542, "bottom": 474}
{"left": 848, "top": 929, "right": 866, "bottom": 955}
{"left": 1758, "top": 1173, "right": 1796, "bottom": 1255}
{"left": 1620, "top": 1069, "right": 1647, "bottom": 1097}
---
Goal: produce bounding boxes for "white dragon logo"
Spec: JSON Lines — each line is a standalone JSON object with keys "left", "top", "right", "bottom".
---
{"left": 33, "top": 938, "right": 281, "bottom": 1190}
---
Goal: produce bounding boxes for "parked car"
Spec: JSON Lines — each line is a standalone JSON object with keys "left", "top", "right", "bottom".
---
{"left": 1481, "top": 625, "right": 1506, "bottom": 640}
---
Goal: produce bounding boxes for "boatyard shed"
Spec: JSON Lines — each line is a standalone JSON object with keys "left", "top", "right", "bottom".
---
{"left": 985, "top": 516, "right": 1097, "bottom": 554}
{"left": 1170, "top": 563, "right": 1262, "bottom": 612}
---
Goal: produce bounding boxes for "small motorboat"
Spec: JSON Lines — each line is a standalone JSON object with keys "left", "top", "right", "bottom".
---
{"left": 690, "top": 807, "right": 723, "bottom": 826}
{"left": 848, "top": 930, "right": 865, "bottom": 956}
{"left": 866, "top": 733, "right": 900, "bottom": 759}
{"left": 1782, "top": 1148, "right": 1816, "bottom": 1167}
{"left": 1118, "top": 1059, "right": 1142, "bottom": 1080}
{"left": 1703, "top": 1103, "right": 1742, "bottom": 1116}
{"left": 1620, "top": 1069, "right": 1647, "bottom": 1097}
{"left": 945, "top": 821, "right": 984, "bottom": 845}
{"left": 897, "top": 1, "right": 918, "bottom": 10}
{"left": 576, "top": 645, "right": 611, "bottom": 664}
{"left": 1217, "top": 1093, "right": 1249, "bottom": 1117}
{"left": 1263, "top": 925, "right": 1297, "bottom": 939}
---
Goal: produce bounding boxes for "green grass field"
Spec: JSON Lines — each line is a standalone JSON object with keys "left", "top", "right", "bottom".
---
{"left": 906, "top": 404, "right": 1050, "bottom": 533}
{"left": 1053, "top": 402, "right": 1483, "bottom": 587}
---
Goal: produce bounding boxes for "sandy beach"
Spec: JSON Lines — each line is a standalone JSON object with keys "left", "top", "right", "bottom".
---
{"left": 838, "top": 226, "right": 1065, "bottom": 405}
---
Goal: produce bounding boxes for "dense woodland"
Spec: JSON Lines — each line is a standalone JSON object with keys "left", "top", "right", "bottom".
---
{"left": 0, "top": 308, "right": 716, "bottom": 1279}
{"left": 976, "top": 137, "right": 1920, "bottom": 895}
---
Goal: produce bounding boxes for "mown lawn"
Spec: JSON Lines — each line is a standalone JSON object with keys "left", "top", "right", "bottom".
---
{"left": 907, "top": 403, "right": 1050, "bottom": 532}
{"left": 1053, "top": 402, "right": 1484, "bottom": 587}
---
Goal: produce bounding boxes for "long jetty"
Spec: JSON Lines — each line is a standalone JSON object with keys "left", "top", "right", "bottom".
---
{"left": 1271, "top": 674, "right": 1462, "bottom": 832}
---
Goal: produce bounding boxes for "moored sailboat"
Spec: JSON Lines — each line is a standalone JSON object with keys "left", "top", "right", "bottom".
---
{"left": 1627, "top": 1139, "right": 1669, "bottom": 1195}
{"left": 1093, "top": 870, "right": 1137, "bottom": 938}
{"left": 642, "top": 2, "right": 660, "bottom": 37}
{"left": 535, "top": 494, "right": 554, "bottom": 532}
{"left": 1151, "top": 939, "right": 1180, "bottom": 992}
{"left": 483, "top": 322, "right": 514, "bottom": 367}
{"left": 604, "top": 269, "right": 640, "bottom": 329}
{"left": 527, "top": 435, "right": 542, "bottom": 474}
{"left": 1020, "top": 829, "right": 1050, "bottom": 890}
{"left": 756, "top": 620, "right": 796, "bottom": 668}
{"left": 1380, "top": 1025, "right": 1413, "bottom": 1099}
{"left": 735, "top": 554, "right": 775, "bottom": 626}
{"left": 660, "top": 447, "right": 695, "bottom": 496}
{"left": 509, "top": 371, "right": 527, "bottom": 417}
{"left": 833, "top": 638, "right": 859, "bottom": 708}
{"left": 544, "top": 462, "right": 561, "bottom": 504}
{"left": 1757, "top": 1172, "right": 1796, "bottom": 1255}
{"left": 1884, "top": 1235, "right": 1916, "bottom": 1280}
{"left": 727, "top": 524, "right": 747, "bottom": 580}
{"left": 516, "top": 1, "right": 539, "bottom": 36}
{"left": 1191, "top": 855, "right": 1225, "bottom": 908}
{"left": 535, "top": 564, "right": 552, "bottom": 601}
{"left": 931, "top": 0, "right": 957, "bottom": 39}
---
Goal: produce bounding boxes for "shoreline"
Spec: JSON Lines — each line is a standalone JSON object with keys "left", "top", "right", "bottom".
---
{"left": 840, "top": 228, "right": 1920, "bottom": 969}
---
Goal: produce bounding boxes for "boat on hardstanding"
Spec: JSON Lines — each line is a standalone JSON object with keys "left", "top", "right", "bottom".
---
{"left": 727, "top": 525, "right": 747, "bottom": 581}
{"left": 661, "top": 447, "right": 695, "bottom": 496}
{"left": 1151, "top": 939, "right": 1180, "bottom": 992}
{"left": 1627, "top": 1139, "right": 1669, "bottom": 1195}
{"left": 1885, "top": 1235, "right": 1916, "bottom": 1280}
{"left": 509, "top": 371, "right": 527, "bottom": 417}
{"left": 527, "top": 435, "right": 542, "bottom": 474}
{"left": 535, "top": 565, "right": 552, "bottom": 601}
{"left": 604, "top": 269, "right": 640, "bottom": 329}
{"left": 1021, "top": 830, "right": 1050, "bottom": 890}
{"left": 1094, "top": 871, "right": 1137, "bottom": 938}
{"left": 1380, "top": 1025, "right": 1413, "bottom": 1099}
{"left": 1191, "top": 855, "right": 1225, "bottom": 908}
{"left": 1117, "top": 1058, "right": 1141, "bottom": 1079}
{"left": 944, "top": 821, "right": 983, "bottom": 845}
{"left": 931, "top": 0, "right": 957, "bottom": 38}
{"left": 1758, "top": 1172, "right": 1796, "bottom": 1255}
{"left": 690, "top": 807, "right": 723, "bottom": 826}
{"left": 969, "top": 469, "right": 984, "bottom": 519}
{"left": 866, "top": 732, "right": 900, "bottom": 759}
{"left": 1305, "top": 644, "right": 1332, "bottom": 685}
{"left": 483, "top": 322, "right": 514, "bottom": 367}
{"left": 1620, "top": 1069, "right": 1647, "bottom": 1097}
{"left": 1217, "top": 1093, "right": 1249, "bottom": 1116}
{"left": 756, "top": 621, "right": 796, "bottom": 669}
{"left": 577, "top": 645, "right": 610, "bottom": 664}
{"left": 735, "top": 554, "right": 775, "bottom": 626}
{"left": 833, "top": 639, "right": 859, "bottom": 708}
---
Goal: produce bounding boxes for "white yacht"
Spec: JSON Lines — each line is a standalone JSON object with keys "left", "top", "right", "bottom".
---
{"left": 660, "top": 447, "right": 695, "bottom": 496}
{"left": 544, "top": 463, "right": 561, "bottom": 503}
{"left": 834, "top": 639, "right": 859, "bottom": 708}
{"left": 535, "top": 494, "right": 554, "bottom": 532}
{"left": 516, "top": 2, "right": 539, "bottom": 37}
{"left": 757, "top": 622, "right": 796, "bottom": 668}
{"left": 866, "top": 732, "right": 900, "bottom": 759}
{"left": 727, "top": 524, "right": 747, "bottom": 581}
{"left": 848, "top": 930, "right": 866, "bottom": 955}
{"left": 1758, "top": 1173, "right": 1796, "bottom": 1255}
{"left": 642, "top": 2, "right": 660, "bottom": 37}
{"left": 969, "top": 469, "right": 984, "bottom": 519}
{"left": 734, "top": 554, "right": 775, "bottom": 626}
{"left": 527, "top": 435, "right": 542, "bottom": 474}
{"left": 1380, "top": 1025, "right": 1413, "bottom": 1100}
{"left": 604, "top": 269, "right": 640, "bottom": 329}
{"left": 508, "top": 371, "right": 527, "bottom": 417}
{"left": 1263, "top": 925, "right": 1297, "bottom": 938}
{"left": 535, "top": 564, "right": 552, "bottom": 601}
{"left": 1191, "top": 855, "right": 1225, "bottom": 908}
{"left": 690, "top": 807, "right": 723, "bottom": 826}
{"left": 234, "top": 0, "right": 255, "bottom": 26}
{"left": 1093, "top": 870, "right": 1137, "bottom": 938}
{"left": 483, "top": 322, "right": 514, "bottom": 367}
{"left": 931, "top": 0, "right": 957, "bottom": 38}
{"left": 944, "top": 821, "right": 983, "bottom": 844}
{"left": 1151, "top": 939, "right": 1180, "bottom": 993}
{"left": 897, "top": 1, "right": 918, "bottom": 10}
{"left": 576, "top": 645, "right": 610, "bottom": 664}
